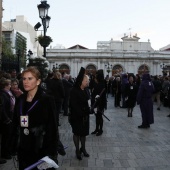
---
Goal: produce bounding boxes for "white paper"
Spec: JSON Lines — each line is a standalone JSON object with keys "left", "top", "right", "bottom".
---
{"left": 37, "top": 156, "right": 59, "bottom": 170}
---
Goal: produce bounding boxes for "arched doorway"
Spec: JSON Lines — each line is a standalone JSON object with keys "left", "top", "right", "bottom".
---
{"left": 138, "top": 64, "right": 149, "bottom": 76}
{"left": 112, "top": 65, "right": 123, "bottom": 75}
{"left": 59, "top": 64, "right": 70, "bottom": 74}
{"left": 86, "top": 64, "right": 97, "bottom": 75}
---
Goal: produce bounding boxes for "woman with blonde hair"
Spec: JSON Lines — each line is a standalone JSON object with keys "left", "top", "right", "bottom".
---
{"left": 13, "top": 66, "right": 59, "bottom": 170}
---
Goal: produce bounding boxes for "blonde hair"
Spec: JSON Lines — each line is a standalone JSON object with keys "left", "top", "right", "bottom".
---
{"left": 22, "top": 66, "right": 41, "bottom": 80}
{"left": 53, "top": 71, "right": 61, "bottom": 79}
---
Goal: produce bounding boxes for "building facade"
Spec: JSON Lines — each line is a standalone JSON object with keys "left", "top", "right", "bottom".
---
{"left": 3, "top": 15, "right": 43, "bottom": 56}
{"left": 47, "top": 35, "right": 170, "bottom": 78}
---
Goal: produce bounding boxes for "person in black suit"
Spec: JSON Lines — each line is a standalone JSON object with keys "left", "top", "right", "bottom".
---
{"left": 0, "top": 78, "right": 15, "bottom": 160}
{"left": 113, "top": 76, "right": 121, "bottom": 107}
{"left": 13, "top": 66, "right": 59, "bottom": 170}
{"left": 48, "top": 71, "right": 65, "bottom": 124}
{"left": 91, "top": 70, "right": 107, "bottom": 136}
{"left": 62, "top": 74, "right": 73, "bottom": 116}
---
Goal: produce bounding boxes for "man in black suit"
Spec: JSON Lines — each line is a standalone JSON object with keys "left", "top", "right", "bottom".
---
{"left": 62, "top": 74, "right": 73, "bottom": 116}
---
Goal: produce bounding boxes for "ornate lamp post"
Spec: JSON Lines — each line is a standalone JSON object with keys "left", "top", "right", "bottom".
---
{"left": 17, "top": 49, "right": 21, "bottom": 73}
{"left": 37, "top": 0, "right": 51, "bottom": 58}
{"left": 52, "top": 63, "right": 60, "bottom": 72}
{"left": 26, "top": 50, "right": 33, "bottom": 66}
{"left": 105, "top": 63, "right": 112, "bottom": 76}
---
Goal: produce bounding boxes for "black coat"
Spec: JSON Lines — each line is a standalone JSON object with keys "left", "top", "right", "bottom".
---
{"left": 48, "top": 78, "right": 65, "bottom": 102}
{"left": 125, "top": 82, "right": 138, "bottom": 108}
{"left": 0, "top": 89, "right": 13, "bottom": 124}
{"left": 69, "top": 87, "right": 90, "bottom": 136}
{"left": 13, "top": 87, "right": 59, "bottom": 169}
{"left": 62, "top": 79, "right": 73, "bottom": 98}
{"left": 91, "top": 81, "right": 107, "bottom": 110}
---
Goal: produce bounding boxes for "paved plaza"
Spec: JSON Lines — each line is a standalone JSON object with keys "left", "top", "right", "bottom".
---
{"left": 1, "top": 95, "right": 170, "bottom": 170}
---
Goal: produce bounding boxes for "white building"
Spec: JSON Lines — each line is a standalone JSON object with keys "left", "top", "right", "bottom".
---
{"left": 46, "top": 35, "right": 170, "bottom": 78}
{"left": 2, "top": 15, "right": 43, "bottom": 56}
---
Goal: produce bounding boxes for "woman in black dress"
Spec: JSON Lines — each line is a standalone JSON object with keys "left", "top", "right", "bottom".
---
{"left": 91, "top": 69, "right": 107, "bottom": 136}
{"left": 69, "top": 67, "right": 91, "bottom": 160}
{"left": 125, "top": 75, "right": 138, "bottom": 117}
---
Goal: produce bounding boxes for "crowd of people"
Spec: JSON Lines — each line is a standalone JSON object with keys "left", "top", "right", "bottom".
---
{"left": 0, "top": 67, "right": 170, "bottom": 169}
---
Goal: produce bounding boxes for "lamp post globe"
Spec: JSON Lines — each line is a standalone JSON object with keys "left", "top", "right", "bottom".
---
{"left": 37, "top": 0, "right": 51, "bottom": 58}
{"left": 37, "top": 1, "right": 50, "bottom": 19}
{"left": 105, "top": 63, "right": 112, "bottom": 76}
{"left": 45, "top": 15, "right": 51, "bottom": 28}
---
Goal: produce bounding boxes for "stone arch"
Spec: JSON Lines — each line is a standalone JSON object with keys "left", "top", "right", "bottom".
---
{"left": 85, "top": 64, "right": 97, "bottom": 75}
{"left": 138, "top": 64, "right": 150, "bottom": 76}
{"left": 112, "top": 64, "right": 124, "bottom": 75}
{"left": 59, "top": 63, "right": 70, "bottom": 74}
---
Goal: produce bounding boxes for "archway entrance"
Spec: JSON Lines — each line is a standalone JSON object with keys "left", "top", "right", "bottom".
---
{"left": 138, "top": 64, "right": 149, "bottom": 76}
{"left": 112, "top": 65, "right": 123, "bottom": 75}
{"left": 86, "top": 64, "right": 97, "bottom": 75}
{"left": 59, "top": 64, "right": 70, "bottom": 74}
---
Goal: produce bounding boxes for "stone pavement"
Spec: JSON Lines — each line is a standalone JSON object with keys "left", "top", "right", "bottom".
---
{"left": 1, "top": 95, "right": 170, "bottom": 170}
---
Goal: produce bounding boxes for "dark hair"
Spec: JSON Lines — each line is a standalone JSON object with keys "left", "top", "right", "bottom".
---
{"left": 0, "top": 78, "right": 11, "bottom": 89}
{"left": 11, "top": 79, "right": 19, "bottom": 85}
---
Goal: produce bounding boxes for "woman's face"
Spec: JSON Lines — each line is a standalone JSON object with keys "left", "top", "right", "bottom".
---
{"left": 22, "top": 72, "right": 40, "bottom": 92}
{"left": 81, "top": 76, "right": 89, "bottom": 89}
{"left": 129, "top": 76, "right": 134, "bottom": 83}
{"left": 11, "top": 81, "right": 18, "bottom": 90}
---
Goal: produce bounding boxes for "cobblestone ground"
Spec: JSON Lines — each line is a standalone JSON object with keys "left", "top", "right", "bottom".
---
{"left": 1, "top": 95, "right": 170, "bottom": 170}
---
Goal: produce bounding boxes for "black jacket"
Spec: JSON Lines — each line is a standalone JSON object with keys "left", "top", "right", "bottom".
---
{"left": 69, "top": 87, "right": 90, "bottom": 136}
{"left": 62, "top": 79, "right": 73, "bottom": 98}
{"left": 0, "top": 89, "right": 13, "bottom": 124}
{"left": 48, "top": 78, "right": 65, "bottom": 102}
{"left": 91, "top": 81, "right": 107, "bottom": 110}
{"left": 13, "top": 87, "right": 59, "bottom": 168}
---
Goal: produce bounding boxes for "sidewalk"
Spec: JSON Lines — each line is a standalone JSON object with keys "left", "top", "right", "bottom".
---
{"left": 1, "top": 95, "right": 170, "bottom": 170}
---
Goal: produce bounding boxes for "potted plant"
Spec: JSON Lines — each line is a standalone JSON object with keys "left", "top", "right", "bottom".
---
{"left": 35, "top": 35, "right": 53, "bottom": 47}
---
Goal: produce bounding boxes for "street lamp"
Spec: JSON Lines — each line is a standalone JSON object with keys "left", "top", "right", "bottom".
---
{"left": 36, "top": 0, "right": 51, "bottom": 58}
{"left": 105, "top": 63, "right": 112, "bottom": 76}
{"left": 52, "top": 63, "right": 60, "bottom": 72}
{"left": 26, "top": 50, "right": 33, "bottom": 66}
{"left": 160, "top": 63, "right": 167, "bottom": 76}
{"left": 17, "top": 49, "right": 21, "bottom": 73}
{"left": 28, "top": 49, "right": 33, "bottom": 57}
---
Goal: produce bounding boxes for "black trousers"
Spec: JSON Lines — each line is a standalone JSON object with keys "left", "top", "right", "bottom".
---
{"left": 1, "top": 123, "right": 13, "bottom": 157}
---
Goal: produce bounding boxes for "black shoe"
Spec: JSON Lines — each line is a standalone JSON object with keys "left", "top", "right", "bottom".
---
{"left": 76, "top": 150, "right": 82, "bottom": 160}
{"left": 11, "top": 152, "right": 17, "bottom": 156}
{"left": 80, "top": 148, "right": 90, "bottom": 157}
{"left": 157, "top": 107, "right": 160, "bottom": 110}
{"left": 96, "top": 130, "right": 103, "bottom": 136}
{"left": 0, "top": 159, "right": 7, "bottom": 164}
{"left": 146, "top": 124, "right": 150, "bottom": 128}
{"left": 138, "top": 125, "right": 148, "bottom": 129}
{"left": 1, "top": 155, "right": 12, "bottom": 160}
{"left": 167, "top": 114, "right": 170, "bottom": 117}
{"left": 91, "top": 130, "right": 98, "bottom": 134}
